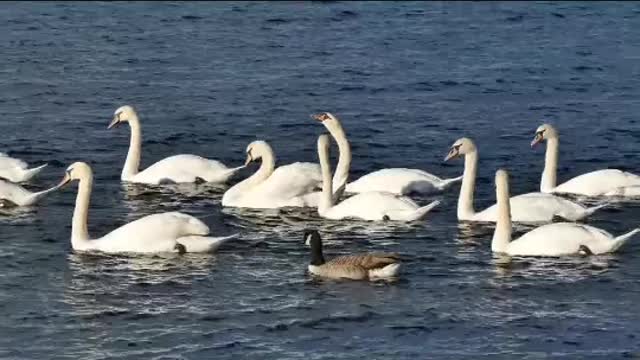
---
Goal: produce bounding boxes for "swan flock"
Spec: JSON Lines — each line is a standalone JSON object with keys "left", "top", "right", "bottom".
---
{"left": 2, "top": 104, "right": 639, "bottom": 271}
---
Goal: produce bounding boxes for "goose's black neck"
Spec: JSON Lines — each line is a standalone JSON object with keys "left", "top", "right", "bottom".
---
{"left": 305, "top": 230, "right": 325, "bottom": 266}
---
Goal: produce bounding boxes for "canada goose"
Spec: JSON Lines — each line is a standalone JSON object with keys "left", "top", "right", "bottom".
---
{"left": 304, "top": 229, "right": 401, "bottom": 280}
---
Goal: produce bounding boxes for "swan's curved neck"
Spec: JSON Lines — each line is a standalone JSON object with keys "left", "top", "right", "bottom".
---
{"left": 325, "top": 121, "right": 351, "bottom": 192}
{"left": 72, "top": 174, "right": 93, "bottom": 248}
{"left": 492, "top": 175, "right": 512, "bottom": 253}
{"left": 226, "top": 148, "right": 275, "bottom": 198}
{"left": 122, "top": 115, "right": 142, "bottom": 181}
{"left": 318, "top": 142, "right": 334, "bottom": 216}
{"left": 458, "top": 150, "right": 478, "bottom": 219}
{"left": 541, "top": 137, "right": 559, "bottom": 193}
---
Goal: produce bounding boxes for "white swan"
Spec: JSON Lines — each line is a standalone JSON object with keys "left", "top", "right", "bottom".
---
{"left": 492, "top": 169, "right": 639, "bottom": 256}
{"left": 221, "top": 141, "right": 322, "bottom": 209}
{"left": 317, "top": 134, "right": 439, "bottom": 221}
{"left": 0, "top": 153, "right": 47, "bottom": 183}
{"left": 0, "top": 179, "right": 61, "bottom": 207}
{"left": 109, "top": 105, "right": 244, "bottom": 185}
{"left": 445, "top": 137, "right": 605, "bottom": 223}
{"left": 59, "top": 162, "right": 236, "bottom": 253}
{"left": 532, "top": 123, "right": 640, "bottom": 196}
{"left": 342, "top": 128, "right": 462, "bottom": 195}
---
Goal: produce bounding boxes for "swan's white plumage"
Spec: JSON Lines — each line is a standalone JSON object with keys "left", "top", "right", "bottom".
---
{"left": 533, "top": 123, "right": 640, "bottom": 196}
{"left": 473, "top": 192, "right": 605, "bottom": 223}
{"left": 552, "top": 169, "right": 640, "bottom": 197}
{"left": 128, "top": 154, "right": 242, "bottom": 184}
{"left": 0, "top": 179, "right": 60, "bottom": 206}
{"left": 0, "top": 153, "right": 47, "bottom": 183}
{"left": 345, "top": 168, "right": 462, "bottom": 195}
{"left": 492, "top": 169, "right": 639, "bottom": 257}
{"left": 316, "top": 134, "right": 439, "bottom": 221}
{"left": 504, "top": 223, "right": 638, "bottom": 256}
{"left": 446, "top": 137, "right": 604, "bottom": 224}
{"left": 320, "top": 191, "right": 440, "bottom": 221}
{"left": 62, "top": 162, "right": 235, "bottom": 253}
{"left": 222, "top": 140, "right": 322, "bottom": 209}
{"left": 110, "top": 105, "right": 243, "bottom": 185}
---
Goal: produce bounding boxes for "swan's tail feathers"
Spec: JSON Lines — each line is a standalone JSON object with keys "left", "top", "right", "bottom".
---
{"left": 609, "top": 228, "right": 640, "bottom": 253}
{"left": 177, "top": 233, "right": 240, "bottom": 253}
{"left": 21, "top": 163, "right": 48, "bottom": 182}
{"left": 388, "top": 200, "right": 440, "bottom": 222}
{"left": 559, "top": 203, "right": 610, "bottom": 221}
{"left": 25, "top": 182, "right": 63, "bottom": 205}
{"left": 368, "top": 263, "right": 401, "bottom": 279}
{"left": 437, "top": 175, "right": 464, "bottom": 190}
{"left": 582, "top": 203, "right": 609, "bottom": 217}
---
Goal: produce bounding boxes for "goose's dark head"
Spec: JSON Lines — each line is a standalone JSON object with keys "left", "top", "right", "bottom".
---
{"left": 303, "top": 229, "right": 324, "bottom": 266}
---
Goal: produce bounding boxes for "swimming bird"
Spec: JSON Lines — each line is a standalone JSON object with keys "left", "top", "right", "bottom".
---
{"left": 532, "top": 123, "right": 640, "bottom": 196}
{"left": 221, "top": 140, "right": 322, "bottom": 209}
{"left": 316, "top": 134, "right": 439, "bottom": 221}
{"left": 108, "top": 105, "right": 244, "bottom": 185}
{"left": 491, "top": 168, "right": 639, "bottom": 257}
{"left": 58, "top": 161, "right": 236, "bottom": 253}
{"left": 445, "top": 137, "right": 605, "bottom": 223}
{"left": 304, "top": 229, "right": 401, "bottom": 280}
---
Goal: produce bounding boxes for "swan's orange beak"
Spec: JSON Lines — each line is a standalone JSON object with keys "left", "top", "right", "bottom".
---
{"left": 312, "top": 113, "right": 329, "bottom": 122}
{"left": 531, "top": 132, "right": 544, "bottom": 147}
{"left": 57, "top": 173, "right": 71, "bottom": 188}
{"left": 108, "top": 116, "right": 120, "bottom": 129}
{"left": 444, "top": 148, "right": 458, "bottom": 162}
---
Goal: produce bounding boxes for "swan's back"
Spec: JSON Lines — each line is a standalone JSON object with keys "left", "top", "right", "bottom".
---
{"left": 477, "top": 192, "right": 586, "bottom": 223}
{"left": 325, "top": 191, "right": 420, "bottom": 220}
{"left": 133, "top": 154, "right": 231, "bottom": 184}
{"left": 94, "top": 212, "right": 210, "bottom": 253}
{"left": 346, "top": 168, "right": 443, "bottom": 194}
{"left": 251, "top": 162, "right": 322, "bottom": 200}
{"left": 508, "top": 223, "right": 614, "bottom": 256}
{"left": 555, "top": 169, "right": 640, "bottom": 196}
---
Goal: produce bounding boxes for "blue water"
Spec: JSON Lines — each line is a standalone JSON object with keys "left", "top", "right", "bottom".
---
{"left": 2, "top": 2, "right": 640, "bottom": 359}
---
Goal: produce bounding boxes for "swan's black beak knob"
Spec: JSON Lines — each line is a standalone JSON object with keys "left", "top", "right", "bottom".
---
{"left": 174, "top": 243, "right": 186, "bottom": 254}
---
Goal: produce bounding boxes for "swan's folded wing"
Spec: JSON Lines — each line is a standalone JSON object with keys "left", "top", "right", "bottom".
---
{"left": 100, "top": 212, "right": 209, "bottom": 245}
{"left": 256, "top": 162, "right": 322, "bottom": 199}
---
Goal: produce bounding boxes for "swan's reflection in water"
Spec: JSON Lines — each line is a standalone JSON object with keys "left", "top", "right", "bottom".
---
{"left": 490, "top": 253, "right": 616, "bottom": 283}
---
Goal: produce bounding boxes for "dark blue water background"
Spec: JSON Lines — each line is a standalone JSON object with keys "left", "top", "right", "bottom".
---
{"left": 1, "top": 2, "right": 640, "bottom": 359}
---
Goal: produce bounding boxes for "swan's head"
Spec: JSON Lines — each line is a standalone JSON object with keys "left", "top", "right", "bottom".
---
{"left": 244, "top": 140, "right": 273, "bottom": 166}
{"left": 313, "top": 112, "right": 344, "bottom": 133}
{"left": 531, "top": 123, "right": 558, "bottom": 147}
{"left": 58, "top": 162, "right": 93, "bottom": 188}
{"left": 444, "top": 137, "right": 476, "bottom": 161}
{"left": 108, "top": 105, "right": 137, "bottom": 129}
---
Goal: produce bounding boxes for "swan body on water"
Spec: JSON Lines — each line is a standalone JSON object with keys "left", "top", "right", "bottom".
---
{"left": 221, "top": 140, "right": 322, "bottom": 209}
{"left": 0, "top": 153, "right": 47, "bottom": 183}
{"left": 109, "top": 105, "right": 244, "bottom": 185}
{"left": 533, "top": 123, "right": 640, "bottom": 196}
{"left": 445, "top": 137, "right": 605, "bottom": 223}
{"left": 316, "top": 134, "right": 439, "bottom": 221}
{"left": 491, "top": 169, "right": 639, "bottom": 256}
{"left": 59, "top": 162, "right": 235, "bottom": 253}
